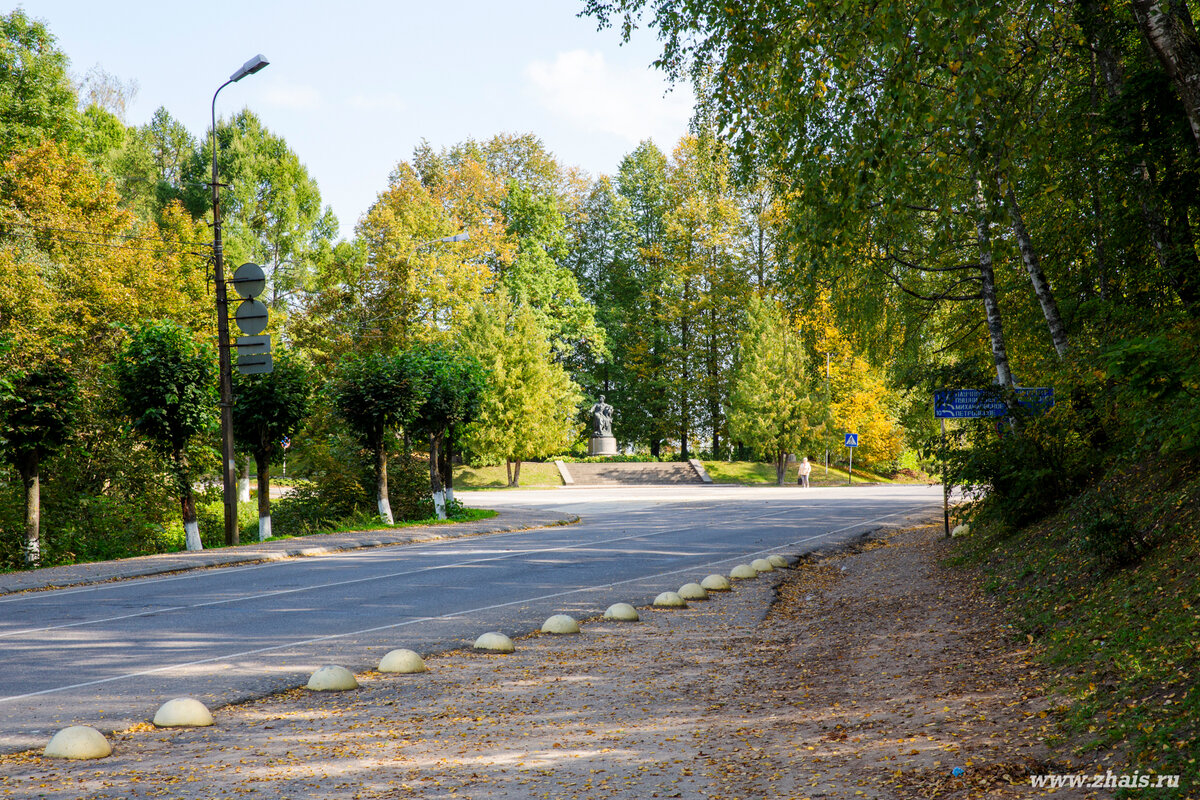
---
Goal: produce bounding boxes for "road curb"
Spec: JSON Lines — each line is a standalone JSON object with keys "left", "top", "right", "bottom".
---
{"left": 0, "top": 509, "right": 580, "bottom": 596}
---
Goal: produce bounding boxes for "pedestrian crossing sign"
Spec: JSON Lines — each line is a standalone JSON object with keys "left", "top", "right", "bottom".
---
{"left": 845, "top": 433, "right": 858, "bottom": 447}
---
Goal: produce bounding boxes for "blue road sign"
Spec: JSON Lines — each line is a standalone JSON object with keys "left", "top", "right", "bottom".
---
{"left": 933, "top": 387, "right": 1054, "bottom": 419}
{"left": 845, "top": 433, "right": 858, "bottom": 447}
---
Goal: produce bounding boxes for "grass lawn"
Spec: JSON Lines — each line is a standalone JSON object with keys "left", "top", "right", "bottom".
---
{"left": 701, "top": 460, "right": 912, "bottom": 486}
{"left": 454, "top": 461, "right": 566, "bottom": 488}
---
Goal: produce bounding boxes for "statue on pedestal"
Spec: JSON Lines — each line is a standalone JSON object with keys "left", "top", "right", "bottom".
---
{"left": 590, "top": 395, "right": 613, "bottom": 437}
{"left": 588, "top": 395, "right": 617, "bottom": 456}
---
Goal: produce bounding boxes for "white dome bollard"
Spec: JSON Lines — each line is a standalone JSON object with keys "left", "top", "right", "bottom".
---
{"left": 541, "top": 614, "right": 581, "bottom": 634}
{"left": 729, "top": 563, "right": 758, "bottom": 579}
{"left": 379, "top": 649, "right": 428, "bottom": 674}
{"left": 603, "top": 602, "right": 640, "bottom": 621}
{"left": 473, "top": 632, "right": 515, "bottom": 653}
{"left": 767, "top": 554, "right": 788, "bottom": 568}
{"left": 153, "top": 698, "right": 214, "bottom": 728}
{"left": 701, "top": 574, "right": 732, "bottom": 591}
{"left": 44, "top": 726, "right": 112, "bottom": 759}
{"left": 653, "top": 591, "right": 687, "bottom": 608}
{"left": 307, "top": 665, "right": 359, "bottom": 691}
{"left": 750, "top": 558, "right": 775, "bottom": 572}
{"left": 677, "top": 582, "right": 709, "bottom": 601}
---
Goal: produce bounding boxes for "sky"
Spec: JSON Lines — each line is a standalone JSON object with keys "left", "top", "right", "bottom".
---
{"left": 22, "top": 0, "right": 695, "bottom": 239}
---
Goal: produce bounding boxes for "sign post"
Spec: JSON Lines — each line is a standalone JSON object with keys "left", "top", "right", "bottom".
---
{"left": 933, "top": 387, "right": 1054, "bottom": 537}
{"left": 844, "top": 433, "right": 858, "bottom": 484}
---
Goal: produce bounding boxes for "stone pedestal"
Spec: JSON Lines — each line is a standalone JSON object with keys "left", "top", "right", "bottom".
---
{"left": 588, "top": 436, "right": 618, "bottom": 456}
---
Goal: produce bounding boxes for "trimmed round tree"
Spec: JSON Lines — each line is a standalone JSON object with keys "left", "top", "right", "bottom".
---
{"left": 113, "top": 321, "right": 215, "bottom": 551}
{"left": 232, "top": 350, "right": 313, "bottom": 540}
{"left": 329, "top": 350, "right": 427, "bottom": 525}
{"left": 410, "top": 343, "right": 486, "bottom": 518}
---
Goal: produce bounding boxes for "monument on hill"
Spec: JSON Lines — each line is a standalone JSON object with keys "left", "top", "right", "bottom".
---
{"left": 588, "top": 395, "right": 617, "bottom": 456}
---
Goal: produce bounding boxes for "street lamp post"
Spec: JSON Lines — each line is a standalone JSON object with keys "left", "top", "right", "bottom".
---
{"left": 211, "top": 54, "right": 269, "bottom": 547}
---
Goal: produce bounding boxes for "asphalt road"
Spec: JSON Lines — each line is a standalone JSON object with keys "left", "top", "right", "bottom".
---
{"left": 0, "top": 483, "right": 942, "bottom": 753}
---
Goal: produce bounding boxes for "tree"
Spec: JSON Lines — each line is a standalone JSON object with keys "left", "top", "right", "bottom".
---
{"left": 409, "top": 344, "right": 486, "bottom": 517}
{"left": 0, "top": 360, "right": 75, "bottom": 565}
{"left": 232, "top": 351, "right": 313, "bottom": 540}
{"left": 329, "top": 350, "right": 428, "bottom": 524}
{"left": 182, "top": 110, "right": 337, "bottom": 307}
{"left": 728, "top": 296, "right": 826, "bottom": 485}
{"left": 113, "top": 321, "right": 215, "bottom": 551}
{"left": 0, "top": 10, "right": 79, "bottom": 163}
{"left": 459, "top": 299, "right": 583, "bottom": 486}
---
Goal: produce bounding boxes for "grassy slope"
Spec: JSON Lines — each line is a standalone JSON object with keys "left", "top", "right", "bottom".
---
{"left": 953, "top": 462, "right": 1199, "bottom": 797}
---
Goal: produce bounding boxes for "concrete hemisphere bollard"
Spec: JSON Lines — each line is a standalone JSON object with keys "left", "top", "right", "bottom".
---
{"left": 153, "top": 697, "right": 214, "bottom": 728}
{"left": 677, "top": 582, "right": 709, "bottom": 601}
{"left": 44, "top": 726, "right": 112, "bottom": 760}
{"left": 750, "top": 557, "right": 775, "bottom": 572}
{"left": 541, "top": 614, "right": 581, "bottom": 634}
{"left": 701, "top": 574, "right": 732, "bottom": 591}
{"left": 379, "top": 648, "right": 428, "bottom": 674}
{"left": 474, "top": 632, "right": 516, "bottom": 653}
{"left": 951, "top": 524, "right": 971, "bottom": 538}
{"left": 653, "top": 590, "right": 688, "bottom": 608}
{"left": 604, "top": 602, "right": 640, "bottom": 621}
{"left": 729, "top": 563, "right": 759, "bottom": 579}
{"left": 767, "top": 554, "right": 788, "bottom": 568}
{"left": 307, "top": 665, "right": 359, "bottom": 691}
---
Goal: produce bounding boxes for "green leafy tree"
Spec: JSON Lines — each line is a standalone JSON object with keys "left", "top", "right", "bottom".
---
{"left": 329, "top": 350, "right": 428, "bottom": 524}
{"left": 183, "top": 110, "right": 337, "bottom": 307}
{"left": 113, "top": 321, "right": 215, "bottom": 551}
{"left": 459, "top": 299, "right": 583, "bottom": 486}
{"left": 0, "top": 10, "right": 79, "bottom": 162}
{"left": 0, "top": 360, "right": 75, "bottom": 565}
{"left": 728, "top": 296, "right": 827, "bottom": 485}
{"left": 232, "top": 351, "right": 314, "bottom": 540}
{"left": 410, "top": 344, "right": 486, "bottom": 516}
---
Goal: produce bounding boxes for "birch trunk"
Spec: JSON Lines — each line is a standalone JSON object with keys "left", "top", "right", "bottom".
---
{"left": 1132, "top": 0, "right": 1200, "bottom": 152}
{"left": 376, "top": 442, "right": 393, "bottom": 524}
{"left": 974, "top": 183, "right": 1016, "bottom": 388}
{"left": 999, "top": 181, "right": 1070, "bottom": 358}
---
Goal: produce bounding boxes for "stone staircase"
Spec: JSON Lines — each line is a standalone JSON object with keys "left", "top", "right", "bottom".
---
{"left": 555, "top": 460, "right": 711, "bottom": 486}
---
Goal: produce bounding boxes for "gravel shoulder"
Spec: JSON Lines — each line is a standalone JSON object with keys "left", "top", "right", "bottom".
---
{"left": 0, "top": 521, "right": 1109, "bottom": 799}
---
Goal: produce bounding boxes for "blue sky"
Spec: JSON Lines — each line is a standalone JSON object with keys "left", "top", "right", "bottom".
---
{"left": 22, "top": 0, "right": 694, "bottom": 238}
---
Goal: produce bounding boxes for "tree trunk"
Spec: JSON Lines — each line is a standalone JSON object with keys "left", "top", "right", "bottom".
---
{"left": 999, "top": 180, "right": 1070, "bottom": 358}
{"left": 429, "top": 432, "right": 446, "bottom": 520}
{"left": 173, "top": 449, "right": 202, "bottom": 551}
{"left": 1078, "top": 2, "right": 1200, "bottom": 311}
{"left": 239, "top": 456, "right": 251, "bottom": 503}
{"left": 505, "top": 459, "right": 513, "bottom": 487}
{"left": 507, "top": 459, "right": 523, "bottom": 488}
{"left": 1132, "top": 0, "right": 1200, "bottom": 152}
{"left": 255, "top": 450, "right": 272, "bottom": 541}
{"left": 974, "top": 182, "right": 1016, "bottom": 388}
{"left": 442, "top": 424, "right": 455, "bottom": 506}
{"left": 376, "top": 442, "right": 393, "bottom": 524}
{"left": 19, "top": 453, "right": 40, "bottom": 567}
{"left": 775, "top": 448, "right": 786, "bottom": 486}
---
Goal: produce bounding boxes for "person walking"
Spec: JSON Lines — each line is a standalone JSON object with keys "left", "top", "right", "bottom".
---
{"left": 798, "top": 456, "right": 812, "bottom": 488}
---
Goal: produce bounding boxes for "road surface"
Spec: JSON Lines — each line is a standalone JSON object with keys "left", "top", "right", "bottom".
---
{"left": 0, "top": 483, "right": 941, "bottom": 753}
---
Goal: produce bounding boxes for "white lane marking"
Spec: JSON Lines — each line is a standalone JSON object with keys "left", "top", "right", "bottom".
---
{"left": 0, "top": 503, "right": 936, "bottom": 703}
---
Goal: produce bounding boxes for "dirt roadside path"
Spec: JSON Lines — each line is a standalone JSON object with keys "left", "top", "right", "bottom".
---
{"left": 0, "top": 521, "right": 1108, "bottom": 799}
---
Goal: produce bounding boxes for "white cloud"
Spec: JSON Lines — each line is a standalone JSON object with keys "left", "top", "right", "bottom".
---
{"left": 261, "top": 83, "right": 322, "bottom": 111}
{"left": 524, "top": 50, "right": 694, "bottom": 146}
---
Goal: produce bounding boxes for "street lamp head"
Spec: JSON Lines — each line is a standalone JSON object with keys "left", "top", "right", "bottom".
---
{"left": 446, "top": 231, "right": 470, "bottom": 243}
{"left": 231, "top": 54, "right": 270, "bottom": 83}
